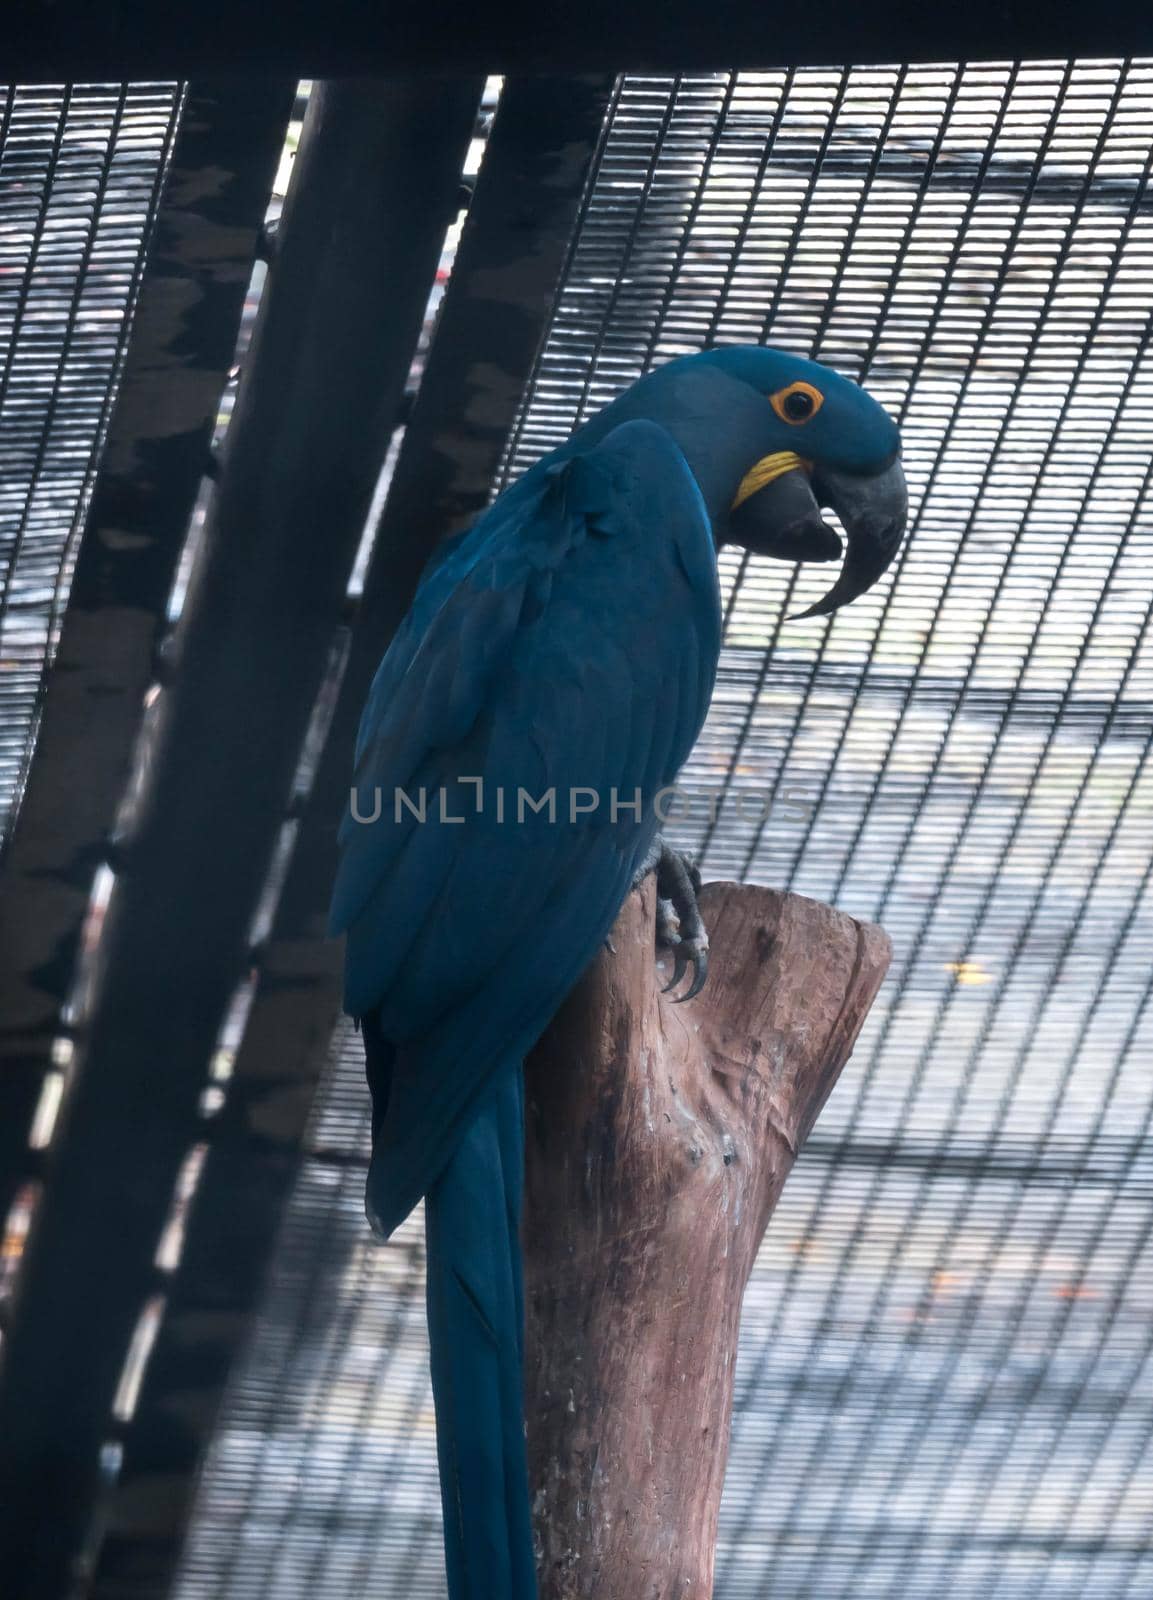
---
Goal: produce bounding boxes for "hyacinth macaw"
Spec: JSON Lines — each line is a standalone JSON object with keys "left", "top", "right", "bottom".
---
{"left": 329, "top": 346, "right": 906, "bottom": 1599}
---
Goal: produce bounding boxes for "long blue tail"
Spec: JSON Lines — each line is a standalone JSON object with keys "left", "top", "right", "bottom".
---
{"left": 423, "top": 1061, "right": 537, "bottom": 1600}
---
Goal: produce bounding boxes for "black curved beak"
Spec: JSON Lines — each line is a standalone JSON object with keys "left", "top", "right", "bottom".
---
{"left": 792, "top": 458, "right": 908, "bottom": 619}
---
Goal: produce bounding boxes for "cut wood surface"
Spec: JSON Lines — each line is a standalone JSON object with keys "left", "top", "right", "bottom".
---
{"left": 523, "top": 878, "right": 891, "bottom": 1599}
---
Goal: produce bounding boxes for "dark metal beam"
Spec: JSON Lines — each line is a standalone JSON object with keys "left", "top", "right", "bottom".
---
{"left": 0, "top": 77, "right": 483, "bottom": 1600}
{"left": 88, "top": 74, "right": 614, "bottom": 1600}
{"left": 0, "top": 80, "right": 297, "bottom": 1239}
{"left": 6, "top": 0, "right": 1153, "bottom": 77}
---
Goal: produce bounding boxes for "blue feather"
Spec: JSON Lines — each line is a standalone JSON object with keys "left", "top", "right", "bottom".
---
{"left": 337, "top": 416, "right": 720, "bottom": 1598}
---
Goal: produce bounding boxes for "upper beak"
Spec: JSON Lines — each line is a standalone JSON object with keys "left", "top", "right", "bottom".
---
{"left": 726, "top": 454, "right": 908, "bottom": 617}
{"left": 792, "top": 457, "right": 907, "bottom": 619}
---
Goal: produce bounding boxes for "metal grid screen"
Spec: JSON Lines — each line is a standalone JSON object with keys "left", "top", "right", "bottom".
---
{"left": 175, "top": 63, "right": 1153, "bottom": 1598}
{"left": 0, "top": 83, "right": 182, "bottom": 834}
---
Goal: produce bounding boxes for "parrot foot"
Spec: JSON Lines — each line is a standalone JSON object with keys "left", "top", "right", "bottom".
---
{"left": 633, "top": 837, "right": 709, "bottom": 1002}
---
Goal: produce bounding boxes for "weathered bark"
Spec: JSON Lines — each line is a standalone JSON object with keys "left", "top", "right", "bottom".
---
{"left": 523, "top": 878, "right": 891, "bottom": 1599}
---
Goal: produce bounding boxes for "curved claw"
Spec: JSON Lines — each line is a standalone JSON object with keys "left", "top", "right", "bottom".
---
{"left": 661, "top": 940, "right": 708, "bottom": 1003}
{"left": 661, "top": 947, "right": 688, "bottom": 995}
{"left": 650, "top": 838, "right": 711, "bottom": 1001}
{"left": 674, "top": 945, "right": 708, "bottom": 1003}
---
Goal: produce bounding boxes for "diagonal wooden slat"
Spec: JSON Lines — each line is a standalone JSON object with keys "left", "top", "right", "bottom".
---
{"left": 0, "top": 79, "right": 298, "bottom": 1241}
{"left": 0, "top": 76, "right": 484, "bottom": 1600}
{"left": 87, "top": 75, "right": 616, "bottom": 1600}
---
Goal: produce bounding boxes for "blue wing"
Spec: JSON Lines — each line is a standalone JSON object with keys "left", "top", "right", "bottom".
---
{"left": 331, "top": 417, "right": 721, "bottom": 1225}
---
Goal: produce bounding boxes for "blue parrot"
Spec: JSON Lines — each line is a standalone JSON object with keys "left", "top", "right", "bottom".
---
{"left": 329, "top": 346, "right": 905, "bottom": 1599}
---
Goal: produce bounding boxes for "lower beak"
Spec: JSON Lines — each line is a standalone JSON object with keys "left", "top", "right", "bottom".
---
{"left": 727, "top": 465, "right": 843, "bottom": 565}
{"left": 792, "top": 457, "right": 908, "bottom": 619}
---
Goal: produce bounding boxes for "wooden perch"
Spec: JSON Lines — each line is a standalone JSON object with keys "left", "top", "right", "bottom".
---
{"left": 523, "top": 878, "right": 891, "bottom": 1599}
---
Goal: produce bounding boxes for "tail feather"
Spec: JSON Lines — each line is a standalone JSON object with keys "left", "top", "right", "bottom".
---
{"left": 424, "top": 1063, "right": 537, "bottom": 1600}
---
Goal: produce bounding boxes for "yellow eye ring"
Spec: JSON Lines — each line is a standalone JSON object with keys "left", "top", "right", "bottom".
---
{"left": 770, "top": 381, "right": 824, "bottom": 425}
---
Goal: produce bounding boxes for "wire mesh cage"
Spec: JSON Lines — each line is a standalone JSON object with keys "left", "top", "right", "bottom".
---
{"left": 165, "top": 61, "right": 1153, "bottom": 1600}
{"left": 0, "top": 82, "right": 182, "bottom": 833}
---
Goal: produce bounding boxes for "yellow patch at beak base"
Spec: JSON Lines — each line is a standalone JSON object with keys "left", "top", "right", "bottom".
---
{"left": 731, "top": 451, "right": 812, "bottom": 511}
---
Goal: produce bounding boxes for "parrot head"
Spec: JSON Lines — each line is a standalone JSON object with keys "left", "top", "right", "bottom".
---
{"left": 586, "top": 344, "right": 907, "bottom": 619}
{"left": 694, "top": 346, "right": 907, "bottom": 618}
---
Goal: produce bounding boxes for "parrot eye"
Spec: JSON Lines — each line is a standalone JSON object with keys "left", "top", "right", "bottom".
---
{"left": 771, "top": 381, "right": 824, "bottom": 425}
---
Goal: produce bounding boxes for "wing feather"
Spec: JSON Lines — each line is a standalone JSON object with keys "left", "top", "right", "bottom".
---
{"left": 333, "top": 419, "right": 721, "bottom": 1218}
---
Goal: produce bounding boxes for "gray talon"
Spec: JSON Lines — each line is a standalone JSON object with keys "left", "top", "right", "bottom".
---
{"left": 662, "top": 949, "right": 688, "bottom": 995}
{"left": 639, "top": 835, "right": 710, "bottom": 1002}
{"left": 673, "top": 945, "right": 708, "bottom": 1003}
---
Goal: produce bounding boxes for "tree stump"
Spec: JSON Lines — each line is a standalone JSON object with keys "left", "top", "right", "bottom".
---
{"left": 523, "top": 878, "right": 891, "bottom": 1599}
